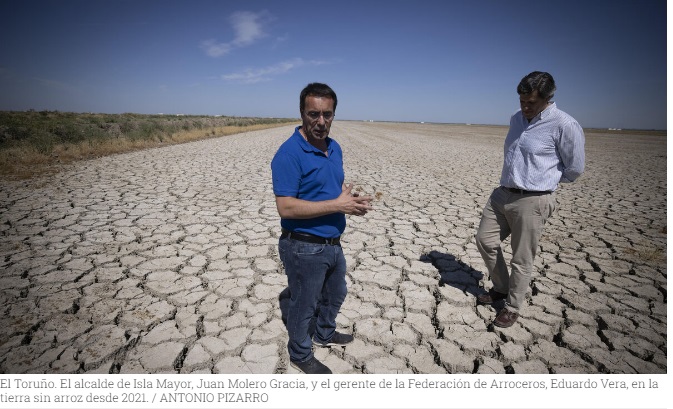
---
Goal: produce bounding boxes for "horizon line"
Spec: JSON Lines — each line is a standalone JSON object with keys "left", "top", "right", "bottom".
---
{"left": 0, "top": 109, "right": 666, "bottom": 132}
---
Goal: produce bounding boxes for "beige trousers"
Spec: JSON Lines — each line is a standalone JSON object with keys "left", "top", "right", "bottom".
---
{"left": 475, "top": 186, "right": 556, "bottom": 312}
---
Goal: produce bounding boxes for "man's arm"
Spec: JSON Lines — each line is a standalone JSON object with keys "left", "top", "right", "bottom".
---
{"left": 559, "top": 120, "right": 586, "bottom": 183}
{"left": 275, "top": 183, "right": 373, "bottom": 219}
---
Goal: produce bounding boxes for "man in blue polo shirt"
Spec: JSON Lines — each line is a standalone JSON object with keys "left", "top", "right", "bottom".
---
{"left": 271, "top": 83, "right": 373, "bottom": 374}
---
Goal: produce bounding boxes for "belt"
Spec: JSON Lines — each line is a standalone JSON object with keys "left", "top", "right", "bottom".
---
{"left": 280, "top": 229, "right": 341, "bottom": 246}
{"left": 501, "top": 186, "right": 551, "bottom": 195}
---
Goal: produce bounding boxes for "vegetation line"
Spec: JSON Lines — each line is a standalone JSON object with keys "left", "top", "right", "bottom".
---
{"left": 0, "top": 111, "right": 296, "bottom": 180}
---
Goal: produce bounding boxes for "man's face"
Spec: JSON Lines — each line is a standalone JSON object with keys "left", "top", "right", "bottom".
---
{"left": 301, "top": 95, "right": 335, "bottom": 141}
{"left": 519, "top": 90, "right": 549, "bottom": 120}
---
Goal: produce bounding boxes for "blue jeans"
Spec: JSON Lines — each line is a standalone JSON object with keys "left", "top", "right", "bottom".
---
{"left": 278, "top": 236, "right": 347, "bottom": 363}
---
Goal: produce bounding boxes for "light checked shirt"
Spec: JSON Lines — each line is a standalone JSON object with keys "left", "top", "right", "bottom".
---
{"left": 500, "top": 102, "right": 585, "bottom": 192}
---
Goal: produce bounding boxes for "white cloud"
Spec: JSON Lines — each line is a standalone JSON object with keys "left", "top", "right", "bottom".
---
{"left": 221, "top": 58, "right": 329, "bottom": 84}
{"left": 200, "top": 10, "right": 272, "bottom": 57}
{"left": 200, "top": 40, "right": 233, "bottom": 58}
{"left": 230, "top": 11, "right": 268, "bottom": 46}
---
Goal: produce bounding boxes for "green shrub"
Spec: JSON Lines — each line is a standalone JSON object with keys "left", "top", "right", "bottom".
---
{"left": 0, "top": 110, "right": 296, "bottom": 153}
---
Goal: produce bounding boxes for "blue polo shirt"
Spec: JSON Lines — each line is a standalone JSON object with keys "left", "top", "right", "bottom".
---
{"left": 271, "top": 126, "right": 346, "bottom": 238}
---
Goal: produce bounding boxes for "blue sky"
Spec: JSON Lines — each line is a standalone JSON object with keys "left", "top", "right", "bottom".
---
{"left": 0, "top": 0, "right": 666, "bottom": 129}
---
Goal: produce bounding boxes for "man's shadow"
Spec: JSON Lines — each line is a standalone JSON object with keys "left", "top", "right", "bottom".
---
{"left": 278, "top": 251, "right": 495, "bottom": 331}
{"left": 420, "top": 250, "right": 485, "bottom": 298}
{"left": 421, "top": 251, "right": 509, "bottom": 316}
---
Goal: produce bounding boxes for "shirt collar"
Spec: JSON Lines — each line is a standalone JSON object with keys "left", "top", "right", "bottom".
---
{"left": 540, "top": 101, "right": 556, "bottom": 118}
{"left": 539, "top": 101, "right": 556, "bottom": 119}
{"left": 524, "top": 101, "right": 555, "bottom": 124}
{"left": 294, "top": 126, "right": 331, "bottom": 155}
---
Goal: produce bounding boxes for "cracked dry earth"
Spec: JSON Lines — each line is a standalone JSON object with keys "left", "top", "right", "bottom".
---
{"left": 0, "top": 122, "right": 666, "bottom": 375}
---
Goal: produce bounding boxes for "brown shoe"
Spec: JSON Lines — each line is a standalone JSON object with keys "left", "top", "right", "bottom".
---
{"left": 477, "top": 289, "right": 507, "bottom": 304}
{"left": 494, "top": 309, "right": 519, "bottom": 328}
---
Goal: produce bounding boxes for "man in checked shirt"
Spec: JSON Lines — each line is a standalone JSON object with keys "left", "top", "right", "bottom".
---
{"left": 475, "top": 71, "right": 585, "bottom": 328}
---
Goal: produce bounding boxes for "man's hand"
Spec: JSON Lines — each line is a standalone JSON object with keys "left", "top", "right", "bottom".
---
{"left": 337, "top": 183, "right": 373, "bottom": 216}
{"left": 275, "top": 183, "right": 374, "bottom": 219}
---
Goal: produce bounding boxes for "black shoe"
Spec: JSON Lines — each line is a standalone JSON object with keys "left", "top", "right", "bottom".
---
{"left": 313, "top": 331, "right": 354, "bottom": 347}
{"left": 290, "top": 356, "right": 332, "bottom": 374}
{"left": 477, "top": 289, "right": 507, "bottom": 304}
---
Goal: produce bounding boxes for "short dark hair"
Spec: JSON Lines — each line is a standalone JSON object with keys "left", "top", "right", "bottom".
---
{"left": 300, "top": 83, "right": 337, "bottom": 113}
{"left": 517, "top": 71, "right": 556, "bottom": 100}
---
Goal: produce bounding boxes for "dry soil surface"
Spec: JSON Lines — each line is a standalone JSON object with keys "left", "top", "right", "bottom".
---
{"left": 0, "top": 121, "right": 666, "bottom": 374}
